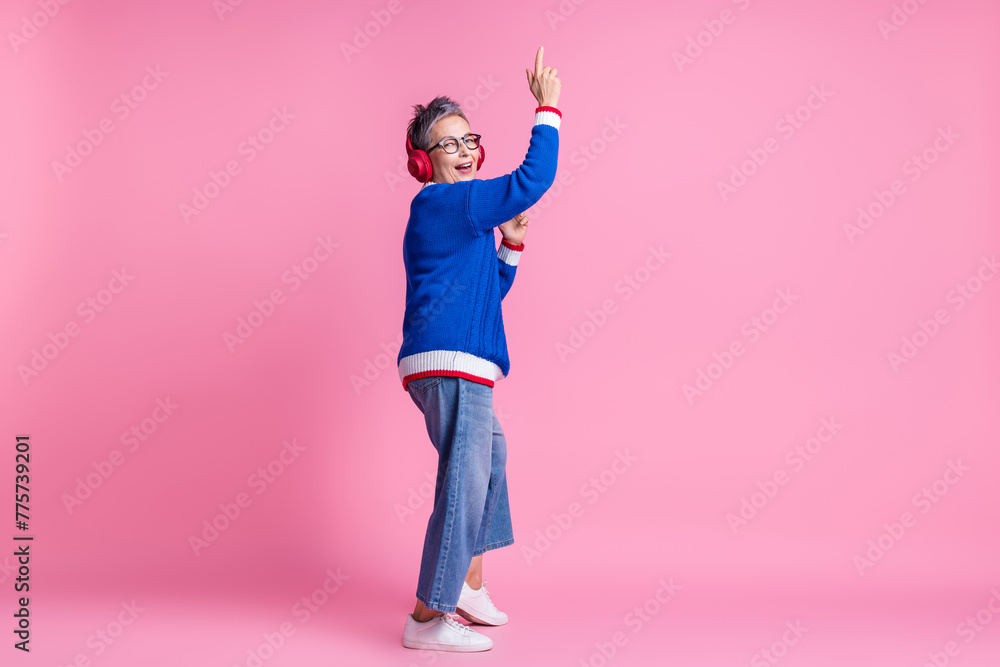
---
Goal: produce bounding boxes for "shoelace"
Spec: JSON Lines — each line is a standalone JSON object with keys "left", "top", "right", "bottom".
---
{"left": 442, "top": 612, "right": 475, "bottom": 634}
{"left": 477, "top": 580, "right": 498, "bottom": 609}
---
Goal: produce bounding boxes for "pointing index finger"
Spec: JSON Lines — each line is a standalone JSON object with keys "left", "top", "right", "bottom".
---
{"left": 535, "top": 46, "right": 544, "bottom": 77}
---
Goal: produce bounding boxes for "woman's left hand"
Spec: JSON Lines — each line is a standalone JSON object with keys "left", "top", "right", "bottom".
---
{"left": 498, "top": 212, "right": 529, "bottom": 246}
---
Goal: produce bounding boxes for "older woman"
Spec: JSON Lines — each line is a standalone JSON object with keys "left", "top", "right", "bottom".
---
{"left": 398, "top": 47, "right": 562, "bottom": 652}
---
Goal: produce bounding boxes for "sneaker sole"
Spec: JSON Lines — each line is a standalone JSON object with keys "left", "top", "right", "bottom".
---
{"left": 455, "top": 607, "right": 508, "bottom": 626}
{"left": 402, "top": 637, "right": 493, "bottom": 652}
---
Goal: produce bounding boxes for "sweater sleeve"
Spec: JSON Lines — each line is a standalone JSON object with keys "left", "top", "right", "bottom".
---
{"left": 465, "top": 106, "right": 561, "bottom": 236}
{"left": 497, "top": 239, "right": 524, "bottom": 300}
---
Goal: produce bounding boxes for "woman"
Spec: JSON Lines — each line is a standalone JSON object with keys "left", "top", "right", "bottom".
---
{"left": 397, "top": 46, "right": 562, "bottom": 652}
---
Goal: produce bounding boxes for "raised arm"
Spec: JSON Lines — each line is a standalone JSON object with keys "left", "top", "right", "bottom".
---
{"left": 465, "top": 47, "right": 563, "bottom": 235}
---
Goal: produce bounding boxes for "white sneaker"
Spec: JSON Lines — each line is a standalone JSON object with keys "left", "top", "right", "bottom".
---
{"left": 402, "top": 612, "right": 493, "bottom": 652}
{"left": 457, "top": 580, "right": 508, "bottom": 626}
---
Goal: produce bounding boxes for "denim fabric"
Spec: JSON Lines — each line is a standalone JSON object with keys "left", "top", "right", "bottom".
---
{"left": 405, "top": 375, "right": 514, "bottom": 612}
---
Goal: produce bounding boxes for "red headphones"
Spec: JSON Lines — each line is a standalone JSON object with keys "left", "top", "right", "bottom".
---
{"left": 405, "top": 132, "right": 485, "bottom": 183}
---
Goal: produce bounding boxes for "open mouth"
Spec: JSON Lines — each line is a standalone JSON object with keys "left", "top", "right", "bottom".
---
{"left": 456, "top": 162, "right": 473, "bottom": 174}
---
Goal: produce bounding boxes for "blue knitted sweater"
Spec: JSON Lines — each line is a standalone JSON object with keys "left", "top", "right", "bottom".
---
{"left": 397, "top": 106, "right": 561, "bottom": 391}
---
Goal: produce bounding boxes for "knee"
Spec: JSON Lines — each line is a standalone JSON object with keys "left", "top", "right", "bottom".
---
{"left": 464, "top": 447, "right": 492, "bottom": 492}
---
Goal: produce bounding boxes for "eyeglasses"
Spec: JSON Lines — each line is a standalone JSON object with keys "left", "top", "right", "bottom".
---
{"left": 427, "top": 133, "right": 482, "bottom": 154}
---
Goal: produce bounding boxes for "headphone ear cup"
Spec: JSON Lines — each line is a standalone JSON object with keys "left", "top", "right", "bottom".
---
{"left": 408, "top": 152, "right": 433, "bottom": 183}
{"left": 405, "top": 135, "right": 433, "bottom": 183}
{"left": 477, "top": 143, "right": 485, "bottom": 171}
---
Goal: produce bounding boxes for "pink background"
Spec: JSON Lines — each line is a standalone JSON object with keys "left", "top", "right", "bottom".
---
{"left": 2, "top": 0, "right": 999, "bottom": 665}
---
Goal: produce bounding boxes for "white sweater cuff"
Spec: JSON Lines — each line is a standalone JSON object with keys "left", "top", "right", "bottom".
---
{"left": 534, "top": 106, "right": 561, "bottom": 130}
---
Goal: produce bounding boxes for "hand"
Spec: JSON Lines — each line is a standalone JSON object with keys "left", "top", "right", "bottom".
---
{"left": 498, "top": 213, "right": 529, "bottom": 247}
{"left": 525, "top": 46, "right": 560, "bottom": 108}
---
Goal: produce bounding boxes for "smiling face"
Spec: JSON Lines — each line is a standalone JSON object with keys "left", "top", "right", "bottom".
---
{"left": 427, "top": 114, "right": 479, "bottom": 184}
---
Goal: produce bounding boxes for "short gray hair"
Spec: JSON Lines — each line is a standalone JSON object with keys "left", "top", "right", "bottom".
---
{"left": 407, "top": 95, "right": 468, "bottom": 152}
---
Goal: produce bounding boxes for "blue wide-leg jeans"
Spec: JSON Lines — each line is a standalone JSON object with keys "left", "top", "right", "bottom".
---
{"left": 405, "top": 375, "right": 514, "bottom": 612}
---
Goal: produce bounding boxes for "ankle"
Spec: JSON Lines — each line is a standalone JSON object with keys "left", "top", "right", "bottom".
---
{"left": 412, "top": 611, "right": 442, "bottom": 623}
